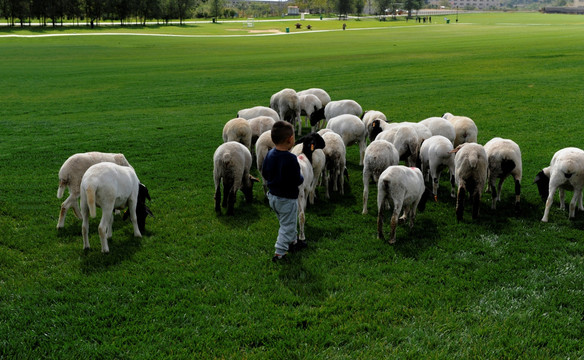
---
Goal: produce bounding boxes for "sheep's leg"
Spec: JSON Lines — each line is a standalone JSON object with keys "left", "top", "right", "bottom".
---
{"left": 559, "top": 189, "right": 566, "bottom": 210}
{"left": 490, "top": 181, "right": 498, "bottom": 210}
{"left": 431, "top": 167, "right": 441, "bottom": 199}
{"left": 214, "top": 185, "right": 222, "bottom": 213}
{"left": 339, "top": 169, "right": 345, "bottom": 196}
{"left": 569, "top": 188, "right": 582, "bottom": 219}
{"left": 514, "top": 178, "right": 521, "bottom": 209}
{"left": 542, "top": 186, "right": 556, "bottom": 222}
{"left": 359, "top": 139, "right": 366, "bottom": 166}
{"left": 579, "top": 191, "right": 584, "bottom": 211}
{"left": 324, "top": 170, "right": 331, "bottom": 199}
{"left": 98, "top": 207, "right": 114, "bottom": 253}
{"left": 226, "top": 188, "right": 237, "bottom": 216}
{"left": 362, "top": 172, "right": 370, "bottom": 214}
{"left": 472, "top": 190, "right": 481, "bottom": 219}
{"left": 81, "top": 203, "right": 90, "bottom": 251}
{"left": 57, "top": 194, "right": 79, "bottom": 228}
{"left": 456, "top": 186, "right": 466, "bottom": 222}
{"left": 450, "top": 173, "right": 456, "bottom": 198}
{"left": 496, "top": 177, "right": 506, "bottom": 203}
{"left": 389, "top": 203, "right": 403, "bottom": 244}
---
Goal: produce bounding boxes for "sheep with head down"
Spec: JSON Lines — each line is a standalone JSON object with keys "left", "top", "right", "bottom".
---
{"left": 318, "top": 129, "right": 347, "bottom": 199}
{"left": 419, "top": 135, "right": 456, "bottom": 200}
{"left": 292, "top": 132, "right": 326, "bottom": 205}
{"left": 237, "top": 106, "right": 280, "bottom": 122}
{"left": 483, "top": 137, "right": 522, "bottom": 211}
{"left": 270, "top": 88, "right": 302, "bottom": 135}
{"left": 326, "top": 114, "right": 367, "bottom": 166}
{"left": 450, "top": 142, "right": 488, "bottom": 221}
{"left": 362, "top": 139, "right": 399, "bottom": 214}
{"left": 222, "top": 117, "right": 252, "bottom": 150}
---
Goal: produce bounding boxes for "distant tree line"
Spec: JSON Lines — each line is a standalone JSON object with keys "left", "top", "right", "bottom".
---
{"left": 0, "top": 0, "right": 429, "bottom": 27}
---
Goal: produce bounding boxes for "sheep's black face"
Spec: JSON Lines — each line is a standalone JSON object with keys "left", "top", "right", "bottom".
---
{"left": 369, "top": 120, "right": 383, "bottom": 141}
{"left": 418, "top": 187, "right": 434, "bottom": 212}
{"left": 137, "top": 183, "right": 153, "bottom": 233}
{"left": 534, "top": 170, "right": 550, "bottom": 202}
{"left": 309, "top": 108, "right": 325, "bottom": 126}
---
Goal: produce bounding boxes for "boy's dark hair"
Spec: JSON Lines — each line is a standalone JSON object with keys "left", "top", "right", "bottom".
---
{"left": 271, "top": 121, "right": 294, "bottom": 145}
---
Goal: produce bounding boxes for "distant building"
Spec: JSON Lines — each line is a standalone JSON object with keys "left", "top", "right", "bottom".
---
{"left": 287, "top": 6, "right": 299, "bottom": 15}
{"left": 449, "top": 0, "right": 503, "bottom": 8}
{"left": 574, "top": 0, "right": 583, "bottom": 6}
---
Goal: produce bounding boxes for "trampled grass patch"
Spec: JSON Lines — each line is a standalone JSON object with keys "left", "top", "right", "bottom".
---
{"left": 1, "top": 12, "right": 584, "bottom": 358}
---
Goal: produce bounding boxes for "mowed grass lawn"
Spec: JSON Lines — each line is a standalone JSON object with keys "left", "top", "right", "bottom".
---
{"left": 1, "top": 12, "right": 584, "bottom": 358}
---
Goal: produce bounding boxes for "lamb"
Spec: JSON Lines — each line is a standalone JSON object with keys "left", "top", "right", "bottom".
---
{"left": 56, "top": 152, "right": 131, "bottom": 229}
{"left": 534, "top": 147, "right": 584, "bottom": 222}
{"left": 483, "top": 137, "right": 522, "bottom": 210}
{"left": 213, "top": 141, "right": 258, "bottom": 215}
{"left": 270, "top": 88, "right": 301, "bottom": 135}
{"left": 324, "top": 99, "right": 363, "bottom": 123}
{"left": 450, "top": 143, "right": 488, "bottom": 221}
{"left": 222, "top": 117, "right": 252, "bottom": 150}
{"left": 443, "top": 113, "right": 478, "bottom": 147}
{"left": 377, "top": 166, "right": 431, "bottom": 244}
{"left": 248, "top": 116, "right": 276, "bottom": 147}
{"left": 419, "top": 135, "right": 456, "bottom": 200}
{"left": 80, "top": 162, "right": 151, "bottom": 253}
{"left": 326, "top": 114, "right": 367, "bottom": 165}
{"left": 362, "top": 139, "right": 399, "bottom": 214}
{"left": 375, "top": 124, "right": 419, "bottom": 167}
{"left": 255, "top": 130, "right": 275, "bottom": 194}
{"left": 237, "top": 106, "right": 280, "bottom": 122}
{"left": 296, "top": 154, "right": 315, "bottom": 241}
{"left": 297, "top": 93, "right": 324, "bottom": 131}
{"left": 291, "top": 132, "right": 326, "bottom": 204}
{"left": 419, "top": 117, "right": 456, "bottom": 145}
{"left": 318, "top": 129, "right": 347, "bottom": 199}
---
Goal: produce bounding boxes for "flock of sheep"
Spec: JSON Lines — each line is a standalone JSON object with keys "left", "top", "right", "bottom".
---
{"left": 215, "top": 87, "right": 584, "bottom": 245}
{"left": 55, "top": 87, "right": 584, "bottom": 252}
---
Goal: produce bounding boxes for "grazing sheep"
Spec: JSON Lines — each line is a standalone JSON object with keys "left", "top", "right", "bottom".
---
{"left": 248, "top": 116, "right": 276, "bottom": 147}
{"left": 368, "top": 119, "right": 390, "bottom": 142}
{"left": 80, "top": 162, "right": 151, "bottom": 253}
{"left": 377, "top": 166, "right": 431, "bottom": 244}
{"left": 375, "top": 124, "right": 419, "bottom": 167}
{"left": 297, "top": 88, "right": 331, "bottom": 128}
{"left": 296, "top": 154, "right": 315, "bottom": 241}
{"left": 443, "top": 113, "right": 478, "bottom": 147}
{"left": 223, "top": 117, "right": 252, "bottom": 150}
{"left": 213, "top": 141, "right": 258, "bottom": 215}
{"left": 324, "top": 100, "right": 363, "bottom": 123}
{"left": 326, "top": 114, "right": 367, "bottom": 165}
{"left": 483, "top": 137, "right": 522, "bottom": 210}
{"left": 270, "top": 88, "right": 302, "bottom": 135}
{"left": 362, "top": 139, "right": 399, "bottom": 214}
{"left": 237, "top": 106, "right": 280, "bottom": 122}
{"left": 419, "top": 135, "right": 456, "bottom": 200}
{"left": 56, "top": 152, "right": 131, "bottom": 229}
{"left": 292, "top": 132, "right": 327, "bottom": 204}
{"left": 255, "top": 130, "right": 275, "bottom": 194}
{"left": 451, "top": 143, "right": 488, "bottom": 221}
{"left": 363, "top": 111, "right": 388, "bottom": 141}
{"left": 419, "top": 117, "right": 456, "bottom": 145}
{"left": 318, "top": 130, "right": 347, "bottom": 199}
{"left": 534, "top": 147, "right": 584, "bottom": 222}
{"left": 297, "top": 94, "right": 324, "bottom": 130}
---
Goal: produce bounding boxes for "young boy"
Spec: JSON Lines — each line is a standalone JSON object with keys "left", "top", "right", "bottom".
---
{"left": 261, "top": 121, "right": 305, "bottom": 262}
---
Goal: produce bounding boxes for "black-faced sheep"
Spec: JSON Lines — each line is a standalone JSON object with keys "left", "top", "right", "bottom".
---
{"left": 213, "top": 141, "right": 259, "bottom": 215}
{"left": 326, "top": 114, "right": 367, "bottom": 165}
{"left": 362, "top": 139, "right": 399, "bottom": 214}
{"left": 451, "top": 143, "right": 488, "bottom": 221}
{"left": 80, "top": 162, "right": 151, "bottom": 253}
{"left": 292, "top": 132, "right": 326, "bottom": 205}
{"left": 223, "top": 117, "right": 252, "bottom": 150}
{"left": 534, "top": 147, "right": 584, "bottom": 222}
{"left": 483, "top": 137, "right": 522, "bottom": 211}
{"left": 377, "top": 166, "right": 431, "bottom": 244}
{"left": 297, "top": 88, "right": 331, "bottom": 128}
{"left": 270, "top": 88, "right": 301, "bottom": 135}
{"left": 57, "top": 152, "right": 131, "bottom": 229}
{"left": 297, "top": 94, "right": 324, "bottom": 131}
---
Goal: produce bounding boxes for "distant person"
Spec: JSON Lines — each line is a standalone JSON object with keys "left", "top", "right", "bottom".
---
{"left": 343, "top": 23, "right": 346, "bottom": 30}
{"left": 262, "top": 121, "right": 305, "bottom": 262}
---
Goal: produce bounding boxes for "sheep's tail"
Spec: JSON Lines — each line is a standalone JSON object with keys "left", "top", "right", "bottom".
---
{"left": 85, "top": 186, "right": 97, "bottom": 218}
{"left": 57, "top": 179, "right": 67, "bottom": 199}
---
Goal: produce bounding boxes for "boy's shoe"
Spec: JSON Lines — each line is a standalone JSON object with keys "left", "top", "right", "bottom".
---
{"left": 289, "top": 240, "right": 307, "bottom": 252}
{"left": 272, "top": 253, "right": 287, "bottom": 262}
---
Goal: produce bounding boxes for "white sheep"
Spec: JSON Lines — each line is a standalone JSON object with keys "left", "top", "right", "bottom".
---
{"left": 483, "top": 137, "right": 522, "bottom": 210}
{"left": 248, "top": 116, "right": 276, "bottom": 147}
{"left": 362, "top": 139, "right": 399, "bottom": 214}
{"left": 291, "top": 132, "right": 327, "bottom": 205}
{"left": 363, "top": 111, "right": 388, "bottom": 141}
{"left": 419, "top": 117, "right": 456, "bottom": 145}
{"left": 297, "top": 94, "right": 324, "bottom": 131}
{"left": 443, "top": 113, "right": 478, "bottom": 147}
{"left": 318, "top": 129, "right": 347, "bottom": 199}
{"left": 56, "top": 152, "right": 131, "bottom": 229}
{"left": 362, "top": 110, "right": 387, "bottom": 128}
{"left": 270, "top": 88, "right": 301, "bottom": 134}
{"left": 255, "top": 130, "right": 275, "bottom": 194}
{"left": 419, "top": 135, "right": 456, "bottom": 200}
{"left": 377, "top": 166, "right": 430, "bottom": 244}
{"left": 222, "top": 117, "right": 252, "bottom": 150}
{"left": 297, "top": 154, "right": 315, "bottom": 241}
{"left": 80, "top": 162, "right": 151, "bottom": 253}
{"left": 451, "top": 143, "right": 488, "bottom": 221}
{"left": 297, "top": 88, "right": 330, "bottom": 127}
{"left": 213, "top": 141, "right": 258, "bottom": 215}
{"left": 326, "top": 114, "right": 367, "bottom": 165}
{"left": 324, "top": 99, "right": 363, "bottom": 123}
{"left": 375, "top": 124, "right": 419, "bottom": 167}
{"left": 534, "top": 147, "right": 584, "bottom": 222}
{"left": 237, "top": 106, "right": 280, "bottom": 122}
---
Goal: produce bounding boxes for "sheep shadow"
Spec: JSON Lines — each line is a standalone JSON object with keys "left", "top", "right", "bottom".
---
{"left": 215, "top": 195, "right": 261, "bottom": 228}
{"left": 385, "top": 217, "right": 440, "bottom": 259}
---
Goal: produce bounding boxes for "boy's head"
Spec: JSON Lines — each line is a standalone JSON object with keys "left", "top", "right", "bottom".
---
{"left": 271, "top": 121, "right": 295, "bottom": 147}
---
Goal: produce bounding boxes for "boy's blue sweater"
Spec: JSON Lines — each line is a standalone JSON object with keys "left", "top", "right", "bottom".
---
{"left": 262, "top": 148, "right": 304, "bottom": 199}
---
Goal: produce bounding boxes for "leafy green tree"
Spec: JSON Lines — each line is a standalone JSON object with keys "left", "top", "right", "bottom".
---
{"left": 337, "top": 0, "right": 352, "bottom": 17}
{"left": 210, "top": 0, "right": 223, "bottom": 20}
{"left": 403, "top": 0, "right": 422, "bottom": 17}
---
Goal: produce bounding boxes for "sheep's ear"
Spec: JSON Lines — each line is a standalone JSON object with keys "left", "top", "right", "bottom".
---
{"left": 533, "top": 170, "right": 546, "bottom": 184}
{"left": 139, "top": 183, "right": 151, "bottom": 201}
{"left": 145, "top": 205, "right": 154, "bottom": 218}
{"left": 250, "top": 175, "right": 260, "bottom": 183}
{"left": 449, "top": 144, "right": 464, "bottom": 154}
{"left": 295, "top": 136, "right": 306, "bottom": 145}
{"left": 315, "top": 134, "right": 326, "bottom": 149}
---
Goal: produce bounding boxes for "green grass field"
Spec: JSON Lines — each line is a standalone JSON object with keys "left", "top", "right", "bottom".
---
{"left": 2, "top": 12, "right": 584, "bottom": 358}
